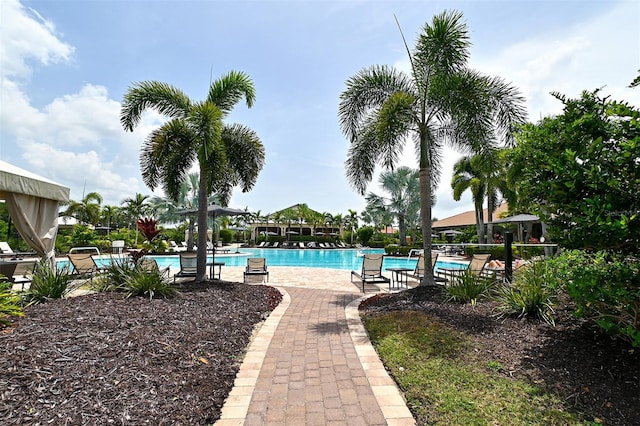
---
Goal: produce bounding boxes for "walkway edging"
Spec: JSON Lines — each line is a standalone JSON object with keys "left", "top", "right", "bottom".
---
{"left": 345, "top": 295, "right": 416, "bottom": 426}
{"left": 215, "top": 287, "right": 291, "bottom": 425}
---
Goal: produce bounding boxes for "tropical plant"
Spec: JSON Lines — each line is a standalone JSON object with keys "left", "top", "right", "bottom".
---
{"left": 124, "top": 266, "right": 176, "bottom": 300}
{"left": 62, "top": 191, "right": 103, "bottom": 225}
{"left": 339, "top": 10, "right": 526, "bottom": 284}
{"left": 121, "top": 71, "right": 266, "bottom": 281}
{"left": 492, "top": 261, "right": 556, "bottom": 325}
{"left": 509, "top": 90, "right": 639, "bottom": 254}
{"left": 367, "top": 166, "right": 420, "bottom": 246}
{"left": 444, "top": 269, "right": 495, "bottom": 304}
{"left": 22, "top": 262, "right": 73, "bottom": 305}
{"left": 90, "top": 257, "right": 136, "bottom": 292}
{"left": 0, "top": 277, "right": 23, "bottom": 327}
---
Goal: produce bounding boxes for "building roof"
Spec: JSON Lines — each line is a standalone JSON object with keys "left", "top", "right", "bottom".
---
{"left": 432, "top": 203, "right": 509, "bottom": 229}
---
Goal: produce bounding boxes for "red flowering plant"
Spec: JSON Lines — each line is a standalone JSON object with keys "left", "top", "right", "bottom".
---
{"left": 130, "top": 218, "right": 166, "bottom": 261}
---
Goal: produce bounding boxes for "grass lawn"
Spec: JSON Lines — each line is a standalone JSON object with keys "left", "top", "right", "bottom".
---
{"left": 363, "top": 311, "right": 593, "bottom": 425}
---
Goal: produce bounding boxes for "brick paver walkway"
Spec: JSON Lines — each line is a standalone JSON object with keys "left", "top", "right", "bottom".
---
{"left": 245, "top": 288, "right": 385, "bottom": 425}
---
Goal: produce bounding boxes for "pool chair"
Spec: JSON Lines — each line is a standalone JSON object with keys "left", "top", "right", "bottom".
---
{"left": 244, "top": 257, "right": 269, "bottom": 283}
{"left": 350, "top": 254, "right": 390, "bottom": 292}
{"left": 67, "top": 253, "right": 106, "bottom": 280}
{"left": 438, "top": 253, "right": 491, "bottom": 283}
{"left": 139, "top": 258, "right": 170, "bottom": 278}
{"left": 400, "top": 253, "right": 447, "bottom": 285}
{"left": 173, "top": 252, "right": 197, "bottom": 283}
{"left": 257, "top": 241, "right": 266, "bottom": 248}
{"left": 0, "top": 241, "right": 14, "bottom": 255}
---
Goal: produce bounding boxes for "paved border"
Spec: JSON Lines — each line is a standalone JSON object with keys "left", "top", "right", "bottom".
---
{"left": 215, "top": 287, "right": 415, "bottom": 425}
{"left": 216, "top": 288, "right": 292, "bottom": 425}
{"left": 345, "top": 296, "right": 415, "bottom": 426}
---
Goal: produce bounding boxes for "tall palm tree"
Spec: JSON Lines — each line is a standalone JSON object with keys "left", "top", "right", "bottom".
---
{"left": 367, "top": 166, "right": 420, "bottom": 246}
{"left": 346, "top": 209, "right": 359, "bottom": 245}
{"left": 121, "top": 71, "right": 265, "bottom": 281}
{"left": 339, "top": 10, "right": 526, "bottom": 285}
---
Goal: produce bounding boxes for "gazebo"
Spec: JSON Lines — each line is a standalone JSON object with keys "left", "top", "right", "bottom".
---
{"left": 0, "top": 161, "right": 70, "bottom": 263}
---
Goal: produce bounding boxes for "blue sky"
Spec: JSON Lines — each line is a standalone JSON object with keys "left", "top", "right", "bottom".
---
{"left": 1, "top": 0, "right": 638, "bottom": 221}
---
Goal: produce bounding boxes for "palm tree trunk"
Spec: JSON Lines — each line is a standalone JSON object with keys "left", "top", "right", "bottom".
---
{"left": 196, "top": 170, "right": 209, "bottom": 282}
{"left": 398, "top": 215, "right": 406, "bottom": 246}
{"left": 419, "top": 130, "right": 434, "bottom": 286}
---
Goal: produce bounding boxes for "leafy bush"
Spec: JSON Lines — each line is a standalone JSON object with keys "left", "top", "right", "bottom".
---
{"left": 124, "top": 266, "right": 176, "bottom": 300}
{"left": 0, "top": 276, "right": 23, "bottom": 327}
{"left": 219, "top": 228, "right": 233, "bottom": 243}
{"left": 90, "top": 257, "right": 136, "bottom": 292}
{"left": 551, "top": 250, "right": 640, "bottom": 347}
{"left": 357, "top": 226, "right": 374, "bottom": 245}
{"left": 492, "top": 260, "right": 556, "bottom": 325}
{"left": 444, "top": 270, "right": 495, "bottom": 304}
{"left": 22, "top": 262, "right": 73, "bottom": 305}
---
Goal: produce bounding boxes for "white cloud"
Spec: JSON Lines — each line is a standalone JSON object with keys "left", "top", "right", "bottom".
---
{"left": 0, "top": 0, "right": 74, "bottom": 79}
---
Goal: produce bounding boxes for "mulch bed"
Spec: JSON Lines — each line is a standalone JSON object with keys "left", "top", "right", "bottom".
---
{"left": 360, "top": 285, "right": 640, "bottom": 426}
{"left": 0, "top": 281, "right": 282, "bottom": 425}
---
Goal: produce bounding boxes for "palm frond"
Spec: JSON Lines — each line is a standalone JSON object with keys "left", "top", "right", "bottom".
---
{"left": 414, "top": 10, "right": 471, "bottom": 77}
{"left": 220, "top": 123, "right": 266, "bottom": 192}
{"left": 338, "top": 65, "right": 415, "bottom": 142}
{"left": 344, "top": 123, "right": 381, "bottom": 195}
{"left": 206, "top": 70, "right": 256, "bottom": 115}
{"left": 120, "top": 81, "right": 191, "bottom": 131}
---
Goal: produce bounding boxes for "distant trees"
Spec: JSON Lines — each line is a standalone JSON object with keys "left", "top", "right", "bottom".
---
{"left": 366, "top": 167, "right": 419, "bottom": 246}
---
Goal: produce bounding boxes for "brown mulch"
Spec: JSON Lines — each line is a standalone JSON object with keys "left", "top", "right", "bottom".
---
{"left": 359, "top": 285, "right": 640, "bottom": 426}
{"left": 0, "top": 281, "right": 282, "bottom": 425}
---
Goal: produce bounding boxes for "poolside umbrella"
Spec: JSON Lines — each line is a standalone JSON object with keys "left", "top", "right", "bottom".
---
{"left": 491, "top": 214, "right": 540, "bottom": 241}
{"left": 441, "top": 229, "right": 463, "bottom": 235}
{"left": 176, "top": 204, "right": 249, "bottom": 276}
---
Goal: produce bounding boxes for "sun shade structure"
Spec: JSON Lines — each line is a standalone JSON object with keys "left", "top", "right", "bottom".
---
{"left": 0, "top": 161, "right": 70, "bottom": 262}
{"left": 491, "top": 214, "right": 540, "bottom": 223}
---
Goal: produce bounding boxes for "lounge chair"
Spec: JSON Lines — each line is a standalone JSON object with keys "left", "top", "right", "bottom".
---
{"left": 298, "top": 242, "right": 306, "bottom": 249}
{"left": 438, "top": 253, "right": 491, "bottom": 283}
{"left": 257, "top": 241, "right": 266, "bottom": 248}
{"left": 139, "top": 258, "right": 170, "bottom": 277}
{"left": 0, "top": 242, "right": 14, "bottom": 254}
{"left": 173, "top": 252, "right": 197, "bottom": 283}
{"left": 271, "top": 242, "right": 279, "bottom": 248}
{"left": 111, "top": 240, "right": 125, "bottom": 254}
{"left": 399, "top": 253, "right": 447, "bottom": 285}
{"left": 307, "top": 242, "right": 317, "bottom": 249}
{"left": 0, "top": 262, "right": 17, "bottom": 283}
{"left": 68, "top": 253, "right": 106, "bottom": 280}
{"left": 244, "top": 257, "right": 269, "bottom": 283}
{"left": 350, "top": 254, "right": 390, "bottom": 292}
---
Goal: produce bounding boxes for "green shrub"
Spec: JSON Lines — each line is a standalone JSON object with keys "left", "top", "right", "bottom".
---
{"left": 493, "top": 261, "right": 556, "bottom": 325}
{"left": 22, "top": 262, "right": 73, "bottom": 305}
{"left": 219, "top": 228, "right": 233, "bottom": 243}
{"left": 90, "top": 257, "right": 136, "bottom": 292}
{"left": 124, "top": 266, "right": 176, "bottom": 300}
{"left": 555, "top": 250, "right": 640, "bottom": 347}
{"left": 0, "top": 276, "right": 23, "bottom": 327}
{"left": 444, "top": 270, "right": 495, "bottom": 304}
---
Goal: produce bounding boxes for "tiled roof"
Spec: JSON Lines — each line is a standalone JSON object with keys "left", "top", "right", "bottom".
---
{"left": 432, "top": 203, "right": 509, "bottom": 229}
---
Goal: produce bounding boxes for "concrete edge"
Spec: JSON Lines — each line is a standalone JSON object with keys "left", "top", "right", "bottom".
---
{"left": 345, "top": 295, "right": 417, "bottom": 426}
{"left": 215, "top": 287, "right": 291, "bottom": 426}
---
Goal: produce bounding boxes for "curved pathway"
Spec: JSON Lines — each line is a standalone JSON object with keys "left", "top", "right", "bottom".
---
{"left": 213, "top": 267, "right": 415, "bottom": 425}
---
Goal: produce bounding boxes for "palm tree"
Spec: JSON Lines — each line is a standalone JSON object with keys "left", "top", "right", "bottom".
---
{"left": 451, "top": 156, "right": 486, "bottom": 243}
{"left": 346, "top": 209, "right": 359, "bottom": 245}
{"left": 121, "top": 71, "right": 265, "bottom": 281}
{"left": 338, "top": 10, "right": 526, "bottom": 285}
{"left": 367, "top": 166, "right": 420, "bottom": 246}
{"left": 62, "top": 192, "right": 103, "bottom": 226}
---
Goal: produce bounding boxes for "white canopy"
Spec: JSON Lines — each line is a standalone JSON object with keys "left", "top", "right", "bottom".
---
{"left": 0, "top": 161, "right": 70, "bottom": 261}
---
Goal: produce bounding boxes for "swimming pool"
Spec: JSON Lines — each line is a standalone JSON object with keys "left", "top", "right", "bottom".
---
{"left": 148, "top": 248, "right": 467, "bottom": 272}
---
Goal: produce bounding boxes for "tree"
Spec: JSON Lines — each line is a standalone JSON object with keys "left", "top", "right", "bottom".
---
{"left": 62, "top": 192, "right": 103, "bottom": 226}
{"left": 366, "top": 166, "right": 420, "bottom": 245}
{"left": 121, "top": 71, "right": 265, "bottom": 281}
{"left": 339, "top": 10, "right": 526, "bottom": 285}
{"left": 346, "top": 209, "right": 359, "bottom": 245}
{"left": 451, "top": 156, "right": 486, "bottom": 243}
{"left": 509, "top": 90, "right": 639, "bottom": 254}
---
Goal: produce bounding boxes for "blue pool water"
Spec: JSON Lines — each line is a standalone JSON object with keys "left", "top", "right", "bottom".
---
{"left": 149, "top": 248, "right": 467, "bottom": 272}
{"left": 58, "top": 249, "right": 468, "bottom": 272}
